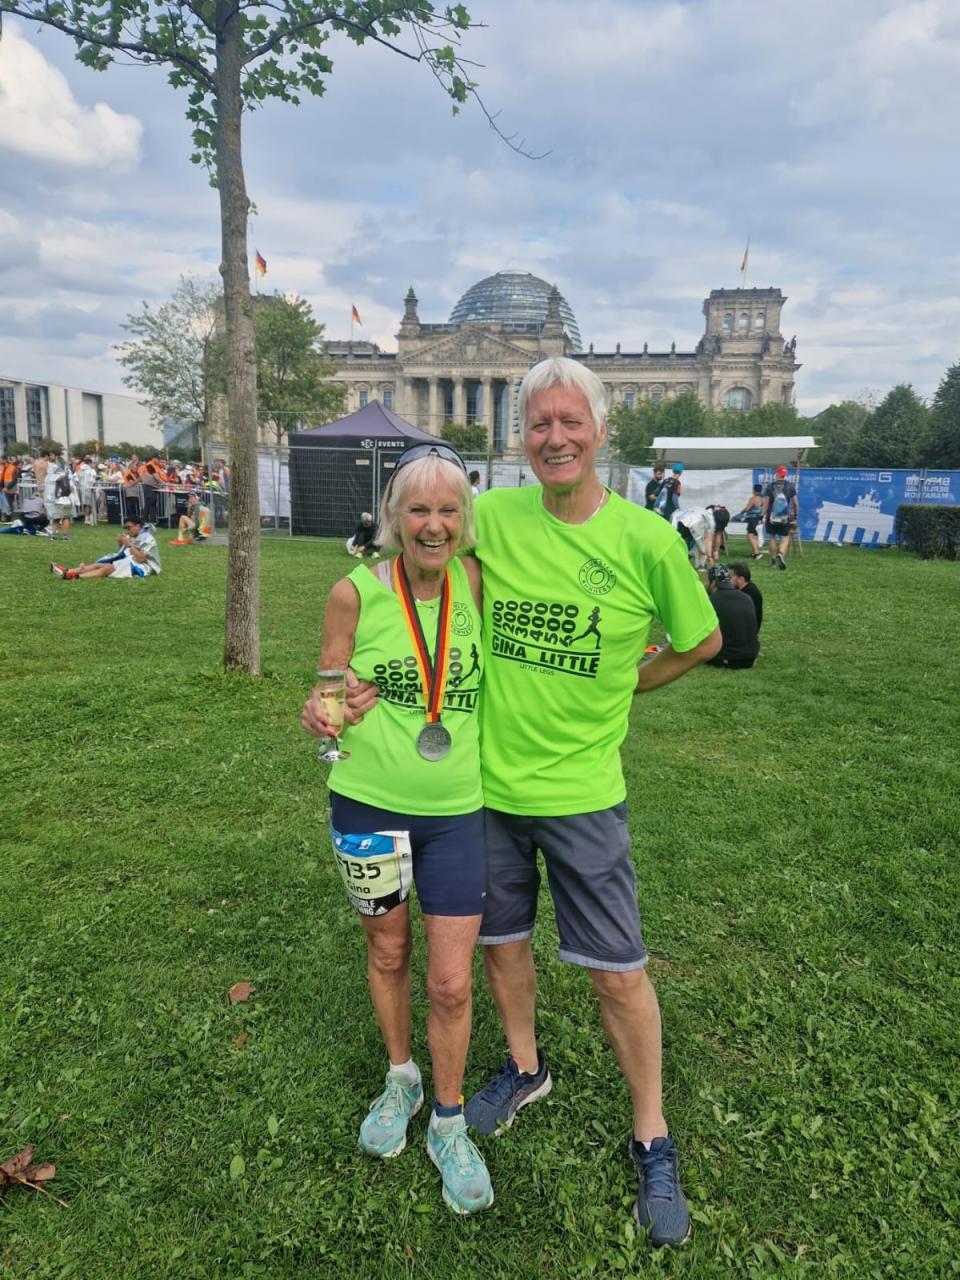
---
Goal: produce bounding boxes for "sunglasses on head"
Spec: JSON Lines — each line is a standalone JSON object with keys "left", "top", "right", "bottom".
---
{"left": 391, "top": 443, "right": 467, "bottom": 476}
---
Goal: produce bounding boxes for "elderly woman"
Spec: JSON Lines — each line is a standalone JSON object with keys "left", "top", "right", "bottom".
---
{"left": 300, "top": 443, "right": 492, "bottom": 1217}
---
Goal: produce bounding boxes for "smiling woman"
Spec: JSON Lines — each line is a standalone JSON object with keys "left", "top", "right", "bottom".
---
{"left": 299, "top": 441, "right": 493, "bottom": 1217}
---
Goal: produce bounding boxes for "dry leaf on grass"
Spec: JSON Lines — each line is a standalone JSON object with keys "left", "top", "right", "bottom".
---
{"left": 0, "top": 1145, "right": 68, "bottom": 1208}
{"left": 227, "top": 981, "right": 255, "bottom": 1005}
{"left": 233, "top": 1032, "right": 250, "bottom": 1050}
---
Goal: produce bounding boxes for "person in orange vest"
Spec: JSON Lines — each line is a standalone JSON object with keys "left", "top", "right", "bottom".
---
{"left": 1, "top": 458, "right": 20, "bottom": 520}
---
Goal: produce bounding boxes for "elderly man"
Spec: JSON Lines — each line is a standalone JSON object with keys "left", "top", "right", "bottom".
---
{"left": 465, "top": 358, "right": 719, "bottom": 1247}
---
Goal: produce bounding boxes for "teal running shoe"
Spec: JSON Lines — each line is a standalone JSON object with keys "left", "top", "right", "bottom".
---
{"left": 358, "top": 1070, "right": 423, "bottom": 1159}
{"left": 426, "top": 1114, "right": 494, "bottom": 1215}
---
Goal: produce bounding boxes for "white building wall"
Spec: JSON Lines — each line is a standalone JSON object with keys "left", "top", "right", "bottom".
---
{"left": 0, "top": 376, "right": 159, "bottom": 451}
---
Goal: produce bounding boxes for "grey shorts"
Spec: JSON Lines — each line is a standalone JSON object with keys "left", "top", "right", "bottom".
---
{"left": 478, "top": 804, "right": 648, "bottom": 972}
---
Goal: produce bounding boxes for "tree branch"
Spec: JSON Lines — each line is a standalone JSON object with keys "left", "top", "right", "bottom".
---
{"left": 410, "top": 20, "right": 550, "bottom": 159}
{"left": 0, "top": 2, "right": 215, "bottom": 88}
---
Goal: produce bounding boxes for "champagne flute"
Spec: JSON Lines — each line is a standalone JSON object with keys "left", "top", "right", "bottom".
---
{"left": 316, "top": 668, "right": 351, "bottom": 762}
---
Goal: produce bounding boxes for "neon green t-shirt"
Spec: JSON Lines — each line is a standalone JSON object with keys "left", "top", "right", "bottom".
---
{"left": 475, "top": 487, "right": 717, "bottom": 816}
{"left": 328, "top": 556, "right": 483, "bottom": 815}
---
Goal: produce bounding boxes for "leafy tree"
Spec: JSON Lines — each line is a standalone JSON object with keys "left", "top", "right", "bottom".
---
{"left": 439, "top": 422, "right": 489, "bottom": 454}
{"left": 117, "top": 276, "right": 221, "bottom": 439}
{"left": 920, "top": 361, "right": 960, "bottom": 468}
{"left": 607, "top": 401, "right": 659, "bottom": 464}
{"left": 69, "top": 439, "right": 104, "bottom": 458}
{"left": 7, "top": 441, "right": 29, "bottom": 458}
{"left": 1, "top": 2, "right": 486, "bottom": 672}
{"left": 740, "top": 402, "right": 800, "bottom": 435}
{"left": 848, "top": 384, "right": 928, "bottom": 468}
{"left": 115, "top": 440, "right": 161, "bottom": 457}
{"left": 657, "top": 393, "right": 709, "bottom": 437}
{"left": 608, "top": 394, "right": 709, "bottom": 463}
{"left": 811, "top": 401, "right": 872, "bottom": 467}
{"left": 251, "top": 294, "right": 345, "bottom": 444}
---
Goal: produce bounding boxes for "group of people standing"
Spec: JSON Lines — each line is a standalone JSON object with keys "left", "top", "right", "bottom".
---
{"left": 646, "top": 461, "right": 799, "bottom": 572}
{"left": 302, "top": 357, "right": 722, "bottom": 1242}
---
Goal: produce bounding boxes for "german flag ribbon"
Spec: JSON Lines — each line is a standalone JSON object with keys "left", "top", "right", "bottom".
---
{"left": 392, "top": 558, "right": 452, "bottom": 724}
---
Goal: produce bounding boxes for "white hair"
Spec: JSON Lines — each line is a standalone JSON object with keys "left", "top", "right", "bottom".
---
{"left": 517, "top": 356, "right": 607, "bottom": 440}
{"left": 376, "top": 455, "right": 475, "bottom": 552}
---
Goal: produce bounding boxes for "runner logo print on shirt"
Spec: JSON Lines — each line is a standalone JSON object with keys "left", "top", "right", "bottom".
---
{"left": 491, "top": 597, "right": 603, "bottom": 678}
{"left": 578, "top": 558, "right": 617, "bottom": 596}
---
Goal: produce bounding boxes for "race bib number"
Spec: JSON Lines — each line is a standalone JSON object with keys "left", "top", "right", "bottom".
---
{"left": 330, "top": 828, "right": 413, "bottom": 916}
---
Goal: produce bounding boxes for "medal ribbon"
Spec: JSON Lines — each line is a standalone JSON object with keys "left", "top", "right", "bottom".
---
{"left": 393, "top": 558, "right": 452, "bottom": 724}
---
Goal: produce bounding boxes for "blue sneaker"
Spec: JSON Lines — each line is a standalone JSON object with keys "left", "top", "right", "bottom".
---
{"left": 630, "top": 1134, "right": 691, "bottom": 1247}
{"left": 464, "top": 1050, "right": 552, "bottom": 1136}
{"left": 358, "top": 1070, "right": 423, "bottom": 1159}
{"left": 426, "top": 1115, "right": 494, "bottom": 1215}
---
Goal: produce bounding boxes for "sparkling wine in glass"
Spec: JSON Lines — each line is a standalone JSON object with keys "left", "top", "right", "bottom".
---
{"left": 316, "top": 669, "right": 351, "bottom": 762}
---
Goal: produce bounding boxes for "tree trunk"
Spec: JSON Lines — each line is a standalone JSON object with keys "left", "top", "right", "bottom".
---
{"left": 215, "top": 3, "right": 261, "bottom": 673}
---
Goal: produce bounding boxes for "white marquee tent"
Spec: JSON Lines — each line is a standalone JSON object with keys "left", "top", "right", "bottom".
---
{"left": 625, "top": 436, "right": 819, "bottom": 517}
{"left": 648, "top": 436, "right": 818, "bottom": 469}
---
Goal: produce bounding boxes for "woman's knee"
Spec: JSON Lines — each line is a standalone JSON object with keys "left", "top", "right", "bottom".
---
{"left": 367, "top": 931, "right": 412, "bottom": 978}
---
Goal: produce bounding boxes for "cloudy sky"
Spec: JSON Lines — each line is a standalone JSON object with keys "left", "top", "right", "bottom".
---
{"left": 1, "top": 0, "right": 958, "bottom": 414}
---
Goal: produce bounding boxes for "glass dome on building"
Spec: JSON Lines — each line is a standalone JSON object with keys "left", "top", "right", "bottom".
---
{"left": 449, "top": 271, "right": 582, "bottom": 350}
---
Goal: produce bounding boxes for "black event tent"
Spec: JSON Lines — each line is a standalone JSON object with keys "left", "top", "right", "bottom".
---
{"left": 288, "top": 402, "right": 449, "bottom": 537}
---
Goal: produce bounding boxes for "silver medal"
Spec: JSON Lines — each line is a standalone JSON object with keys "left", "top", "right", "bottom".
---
{"left": 416, "top": 722, "right": 452, "bottom": 761}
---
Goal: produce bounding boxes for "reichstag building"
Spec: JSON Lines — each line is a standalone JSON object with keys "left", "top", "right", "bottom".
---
{"left": 325, "top": 271, "right": 799, "bottom": 452}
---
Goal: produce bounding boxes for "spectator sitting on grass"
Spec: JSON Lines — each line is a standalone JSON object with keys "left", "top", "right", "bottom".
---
{"left": 171, "top": 493, "right": 212, "bottom": 544}
{"left": 346, "top": 512, "right": 380, "bottom": 558}
{"left": 705, "top": 564, "right": 758, "bottom": 669}
{"left": 0, "top": 496, "right": 49, "bottom": 535}
{"left": 729, "top": 562, "right": 763, "bottom": 633}
{"left": 50, "top": 516, "right": 161, "bottom": 580}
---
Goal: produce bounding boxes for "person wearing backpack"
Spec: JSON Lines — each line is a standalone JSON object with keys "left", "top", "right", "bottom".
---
{"left": 763, "top": 466, "right": 797, "bottom": 569}
{"left": 44, "top": 456, "right": 75, "bottom": 541}
{"left": 654, "top": 462, "right": 683, "bottom": 521}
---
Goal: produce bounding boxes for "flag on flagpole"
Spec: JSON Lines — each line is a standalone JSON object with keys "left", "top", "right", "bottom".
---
{"left": 255, "top": 251, "right": 267, "bottom": 277}
{"left": 739, "top": 239, "right": 750, "bottom": 275}
{"left": 351, "top": 305, "right": 363, "bottom": 326}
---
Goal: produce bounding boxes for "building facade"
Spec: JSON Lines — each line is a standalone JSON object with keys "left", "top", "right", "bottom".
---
{"left": 0, "top": 375, "right": 159, "bottom": 453}
{"left": 325, "top": 272, "right": 800, "bottom": 453}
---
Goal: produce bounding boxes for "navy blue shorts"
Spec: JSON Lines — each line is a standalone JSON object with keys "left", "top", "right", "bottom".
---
{"left": 477, "top": 803, "right": 648, "bottom": 971}
{"left": 329, "top": 792, "right": 485, "bottom": 918}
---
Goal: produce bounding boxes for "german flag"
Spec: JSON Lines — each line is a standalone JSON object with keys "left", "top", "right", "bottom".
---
{"left": 255, "top": 251, "right": 267, "bottom": 277}
{"left": 351, "top": 305, "right": 362, "bottom": 326}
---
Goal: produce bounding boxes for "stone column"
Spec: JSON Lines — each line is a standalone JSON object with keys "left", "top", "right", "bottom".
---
{"left": 400, "top": 378, "right": 415, "bottom": 423}
{"left": 428, "top": 378, "right": 440, "bottom": 436}
{"left": 481, "top": 377, "right": 494, "bottom": 448}
{"left": 453, "top": 377, "right": 465, "bottom": 425}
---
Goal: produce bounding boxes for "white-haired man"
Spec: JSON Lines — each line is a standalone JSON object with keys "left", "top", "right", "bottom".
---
{"left": 464, "top": 357, "right": 720, "bottom": 1248}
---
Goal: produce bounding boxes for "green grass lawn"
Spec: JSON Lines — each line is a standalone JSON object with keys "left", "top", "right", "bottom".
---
{"left": 1, "top": 526, "right": 958, "bottom": 1278}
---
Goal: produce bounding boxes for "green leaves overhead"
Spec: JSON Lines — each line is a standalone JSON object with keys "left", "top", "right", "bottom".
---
{"left": 1, "top": 2, "right": 475, "bottom": 168}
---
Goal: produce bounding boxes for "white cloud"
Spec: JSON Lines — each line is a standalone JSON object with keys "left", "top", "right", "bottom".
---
{"left": 1, "top": 3, "right": 959, "bottom": 412}
{"left": 0, "top": 23, "right": 142, "bottom": 170}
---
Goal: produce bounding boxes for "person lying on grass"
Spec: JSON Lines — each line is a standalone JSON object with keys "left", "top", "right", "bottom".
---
{"left": 50, "top": 517, "right": 161, "bottom": 580}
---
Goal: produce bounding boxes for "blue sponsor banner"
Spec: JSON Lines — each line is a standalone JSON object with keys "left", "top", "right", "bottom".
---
{"left": 751, "top": 468, "right": 960, "bottom": 546}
